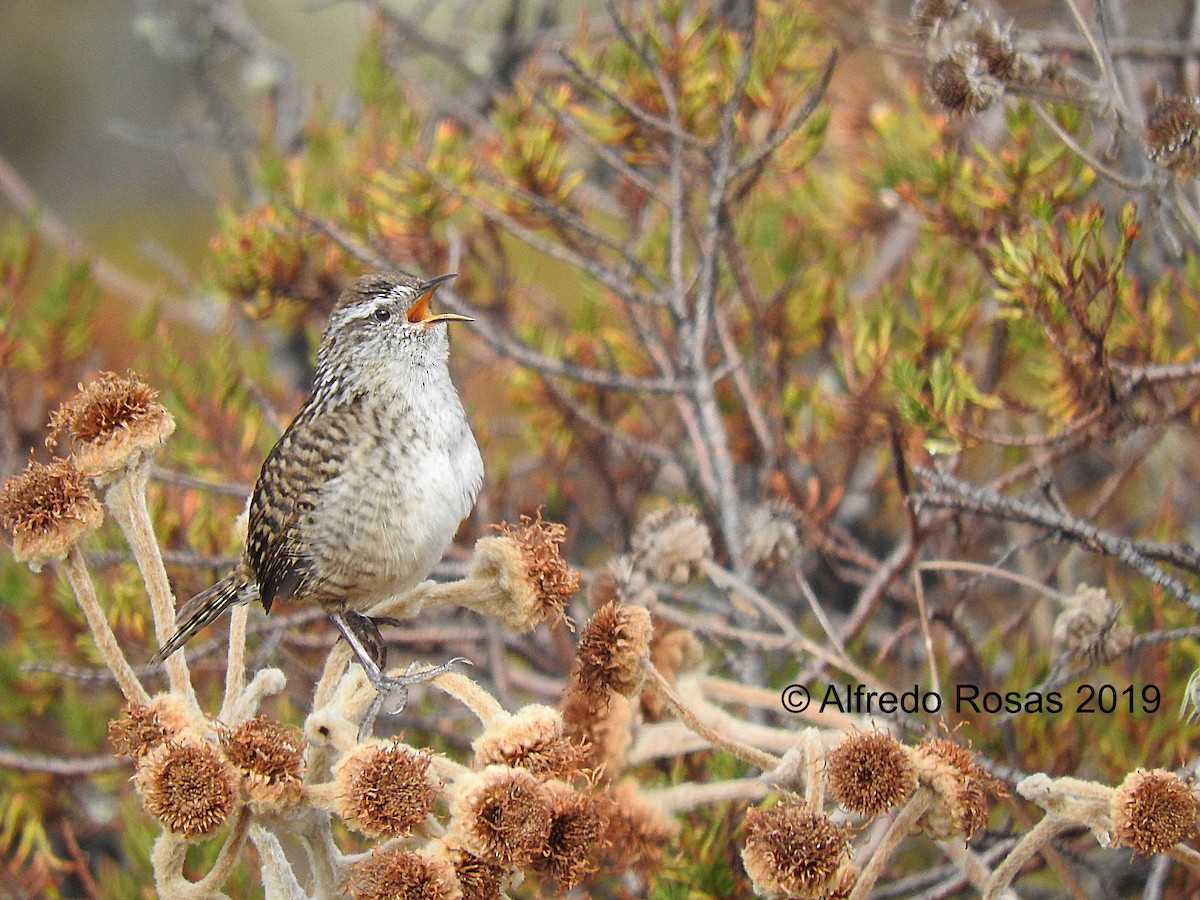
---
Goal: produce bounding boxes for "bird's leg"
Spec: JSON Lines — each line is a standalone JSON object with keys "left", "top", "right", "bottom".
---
{"left": 328, "top": 610, "right": 469, "bottom": 739}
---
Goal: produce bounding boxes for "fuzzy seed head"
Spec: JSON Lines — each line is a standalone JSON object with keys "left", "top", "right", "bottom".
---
{"left": 108, "top": 697, "right": 193, "bottom": 760}
{"left": 473, "top": 705, "right": 586, "bottom": 780}
{"left": 450, "top": 766, "right": 554, "bottom": 866}
{"left": 135, "top": 738, "right": 238, "bottom": 838}
{"left": 535, "top": 781, "right": 607, "bottom": 891}
{"left": 571, "top": 601, "right": 653, "bottom": 699}
{"left": 631, "top": 504, "right": 712, "bottom": 582}
{"left": 913, "top": 737, "right": 1005, "bottom": 842}
{"left": 445, "top": 846, "right": 506, "bottom": 900}
{"left": 826, "top": 731, "right": 918, "bottom": 817}
{"left": 469, "top": 511, "right": 579, "bottom": 630}
{"left": 48, "top": 372, "right": 175, "bottom": 476}
{"left": 334, "top": 740, "right": 438, "bottom": 837}
{"left": 743, "top": 499, "right": 801, "bottom": 569}
{"left": 928, "top": 50, "right": 1003, "bottom": 115}
{"left": 741, "top": 801, "right": 853, "bottom": 899}
{"left": 0, "top": 459, "right": 102, "bottom": 570}
{"left": 1052, "top": 585, "right": 1133, "bottom": 663}
{"left": 597, "top": 778, "right": 678, "bottom": 874}
{"left": 348, "top": 848, "right": 462, "bottom": 900}
{"left": 1112, "top": 769, "right": 1199, "bottom": 854}
{"left": 220, "top": 715, "right": 305, "bottom": 808}
{"left": 1146, "top": 94, "right": 1200, "bottom": 176}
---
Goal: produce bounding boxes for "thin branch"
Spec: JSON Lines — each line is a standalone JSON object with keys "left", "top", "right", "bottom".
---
{"left": 913, "top": 467, "right": 1200, "bottom": 611}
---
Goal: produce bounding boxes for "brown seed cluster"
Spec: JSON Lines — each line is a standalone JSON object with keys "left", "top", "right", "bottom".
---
{"left": 631, "top": 504, "right": 712, "bottom": 582}
{"left": 917, "top": 3, "right": 1042, "bottom": 116}
{"left": 826, "top": 731, "right": 918, "bottom": 818}
{"left": 0, "top": 458, "right": 102, "bottom": 569}
{"left": 571, "top": 601, "right": 653, "bottom": 700}
{"left": 48, "top": 372, "right": 175, "bottom": 476}
{"left": 135, "top": 738, "right": 237, "bottom": 839}
{"left": 221, "top": 715, "right": 306, "bottom": 807}
{"left": 335, "top": 740, "right": 438, "bottom": 837}
{"left": 493, "top": 510, "right": 580, "bottom": 623}
{"left": 445, "top": 846, "right": 505, "bottom": 900}
{"left": 1112, "top": 769, "right": 1199, "bottom": 855}
{"left": 473, "top": 706, "right": 586, "bottom": 780}
{"left": 595, "top": 778, "right": 679, "bottom": 875}
{"left": 913, "top": 737, "right": 1005, "bottom": 842}
{"left": 534, "top": 780, "right": 607, "bottom": 891}
{"left": 109, "top": 701, "right": 179, "bottom": 760}
{"left": 451, "top": 766, "right": 554, "bottom": 867}
{"left": 741, "top": 801, "right": 855, "bottom": 900}
{"left": 1146, "top": 94, "right": 1200, "bottom": 177}
{"left": 347, "top": 848, "right": 461, "bottom": 900}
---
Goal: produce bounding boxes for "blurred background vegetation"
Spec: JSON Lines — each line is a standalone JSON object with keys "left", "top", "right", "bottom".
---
{"left": 6, "top": 0, "right": 1200, "bottom": 896}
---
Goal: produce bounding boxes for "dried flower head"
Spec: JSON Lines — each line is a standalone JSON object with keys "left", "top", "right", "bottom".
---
{"left": 592, "top": 555, "right": 657, "bottom": 607}
{"left": 631, "top": 505, "right": 712, "bottom": 582}
{"left": 1112, "top": 769, "right": 1199, "bottom": 854}
{"left": 48, "top": 372, "right": 175, "bottom": 476}
{"left": 571, "top": 601, "right": 654, "bottom": 699}
{"left": 927, "top": 49, "right": 1004, "bottom": 115}
{"left": 534, "top": 781, "right": 607, "bottom": 891}
{"left": 597, "top": 778, "right": 678, "bottom": 874}
{"left": 108, "top": 695, "right": 194, "bottom": 760}
{"left": 743, "top": 499, "right": 801, "bottom": 569}
{"left": 220, "top": 715, "right": 305, "bottom": 808}
{"left": 450, "top": 766, "right": 553, "bottom": 866}
{"left": 348, "top": 847, "right": 461, "bottom": 900}
{"left": 473, "top": 705, "right": 586, "bottom": 780}
{"left": 911, "top": 0, "right": 967, "bottom": 36}
{"left": 334, "top": 739, "right": 438, "bottom": 837}
{"left": 827, "top": 730, "right": 918, "bottom": 817}
{"left": 134, "top": 738, "right": 238, "bottom": 838}
{"left": 445, "top": 845, "right": 506, "bottom": 900}
{"left": 562, "top": 689, "right": 633, "bottom": 775}
{"left": 1147, "top": 94, "right": 1200, "bottom": 176}
{"left": 465, "top": 511, "right": 579, "bottom": 630}
{"left": 913, "top": 737, "right": 1005, "bottom": 842}
{"left": 0, "top": 458, "right": 102, "bottom": 570}
{"left": 1052, "top": 585, "right": 1133, "bottom": 664}
{"left": 741, "top": 801, "right": 853, "bottom": 899}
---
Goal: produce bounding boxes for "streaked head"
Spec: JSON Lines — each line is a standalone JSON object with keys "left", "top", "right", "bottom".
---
{"left": 315, "top": 272, "right": 471, "bottom": 383}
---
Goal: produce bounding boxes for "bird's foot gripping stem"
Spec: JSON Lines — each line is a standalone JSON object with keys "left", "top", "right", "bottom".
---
{"left": 329, "top": 610, "right": 470, "bottom": 739}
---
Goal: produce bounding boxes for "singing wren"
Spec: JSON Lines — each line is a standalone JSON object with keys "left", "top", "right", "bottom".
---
{"left": 155, "top": 272, "right": 483, "bottom": 708}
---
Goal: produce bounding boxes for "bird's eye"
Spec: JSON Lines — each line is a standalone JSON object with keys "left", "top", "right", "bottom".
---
{"left": 373, "top": 307, "right": 392, "bottom": 323}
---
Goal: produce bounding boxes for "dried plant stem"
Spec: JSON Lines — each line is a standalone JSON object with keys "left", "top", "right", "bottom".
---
{"left": 312, "top": 641, "right": 353, "bottom": 711}
{"left": 648, "top": 777, "right": 769, "bottom": 813}
{"left": 430, "top": 670, "right": 506, "bottom": 724}
{"left": 982, "top": 812, "right": 1072, "bottom": 899}
{"left": 152, "top": 807, "right": 250, "bottom": 899}
{"left": 220, "top": 603, "right": 249, "bottom": 722}
{"left": 642, "top": 659, "right": 778, "bottom": 772}
{"left": 105, "top": 467, "right": 195, "bottom": 707}
{"left": 251, "top": 826, "right": 307, "bottom": 900}
{"left": 911, "top": 567, "right": 943, "bottom": 703}
{"left": 847, "top": 788, "right": 935, "bottom": 900}
{"left": 1167, "top": 843, "right": 1200, "bottom": 873}
{"left": 918, "top": 560, "right": 1072, "bottom": 604}
{"left": 59, "top": 546, "right": 149, "bottom": 705}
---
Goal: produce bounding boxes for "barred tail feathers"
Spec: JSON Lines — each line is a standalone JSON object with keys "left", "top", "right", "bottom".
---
{"left": 152, "top": 572, "right": 254, "bottom": 663}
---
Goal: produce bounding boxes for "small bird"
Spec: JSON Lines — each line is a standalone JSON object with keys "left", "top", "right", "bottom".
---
{"left": 155, "top": 272, "right": 483, "bottom": 710}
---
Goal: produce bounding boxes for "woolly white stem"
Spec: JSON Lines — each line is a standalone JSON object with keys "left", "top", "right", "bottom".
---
{"left": 220, "top": 604, "right": 249, "bottom": 722}
{"left": 60, "top": 546, "right": 149, "bottom": 705}
{"left": 105, "top": 466, "right": 195, "bottom": 707}
{"left": 848, "top": 788, "right": 935, "bottom": 900}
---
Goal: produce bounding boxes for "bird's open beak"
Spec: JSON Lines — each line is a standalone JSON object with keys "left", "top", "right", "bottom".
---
{"left": 406, "top": 273, "right": 472, "bottom": 325}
